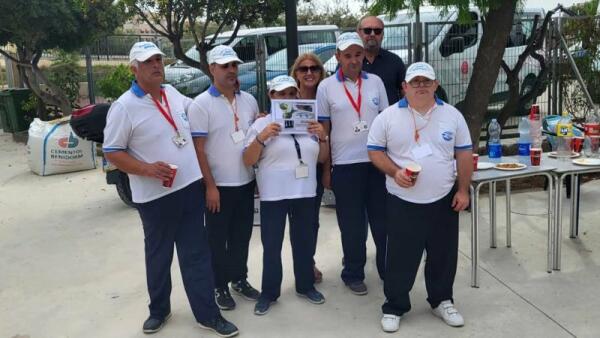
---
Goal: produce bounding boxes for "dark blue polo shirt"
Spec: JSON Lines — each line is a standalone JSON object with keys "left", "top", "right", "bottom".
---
{"left": 362, "top": 48, "right": 406, "bottom": 105}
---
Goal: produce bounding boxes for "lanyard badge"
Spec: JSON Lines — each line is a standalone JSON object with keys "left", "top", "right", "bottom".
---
{"left": 341, "top": 70, "right": 368, "bottom": 134}
{"left": 152, "top": 90, "right": 187, "bottom": 148}
{"left": 292, "top": 135, "right": 309, "bottom": 179}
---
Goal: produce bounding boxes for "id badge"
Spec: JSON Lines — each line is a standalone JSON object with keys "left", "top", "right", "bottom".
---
{"left": 231, "top": 130, "right": 245, "bottom": 143}
{"left": 295, "top": 163, "right": 309, "bottom": 179}
{"left": 352, "top": 120, "right": 369, "bottom": 134}
{"left": 172, "top": 134, "right": 188, "bottom": 148}
{"left": 411, "top": 143, "right": 433, "bottom": 159}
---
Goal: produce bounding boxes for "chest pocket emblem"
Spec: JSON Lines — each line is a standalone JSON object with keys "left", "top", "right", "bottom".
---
{"left": 371, "top": 97, "right": 380, "bottom": 106}
{"left": 442, "top": 131, "right": 454, "bottom": 141}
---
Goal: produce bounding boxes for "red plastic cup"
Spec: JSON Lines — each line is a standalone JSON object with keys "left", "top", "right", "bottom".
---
{"left": 572, "top": 136, "right": 584, "bottom": 153}
{"left": 404, "top": 163, "right": 422, "bottom": 182}
{"left": 472, "top": 153, "right": 479, "bottom": 171}
{"left": 163, "top": 164, "right": 178, "bottom": 188}
{"left": 530, "top": 148, "right": 542, "bottom": 166}
{"left": 584, "top": 122, "right": 600, "bottom": 136}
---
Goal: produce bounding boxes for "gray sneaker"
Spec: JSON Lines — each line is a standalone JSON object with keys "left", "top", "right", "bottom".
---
{"left": 231, "top": 279, "right": 260, "bottom": 301}
{"left": 346, "top": 281, "right": 368, "bottom": 295}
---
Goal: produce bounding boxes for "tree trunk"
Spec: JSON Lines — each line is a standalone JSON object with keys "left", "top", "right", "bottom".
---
{"left": 460, "top": 0, "right": 517, "bottom": 149}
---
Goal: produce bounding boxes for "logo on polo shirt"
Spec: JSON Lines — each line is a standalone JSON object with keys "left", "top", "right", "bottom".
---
{"left": 372, "top": 97, "right": 380, "bottom": 106}
{"left": 442, "top": 130, "right": 454, "bottom": 141}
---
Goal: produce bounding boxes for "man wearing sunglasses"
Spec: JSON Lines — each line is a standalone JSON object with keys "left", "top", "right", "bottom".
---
{"left": 367, "top": 62, "right": 472, "bottom": 332}
{"left": 357, "top": 16, "right": 406, "bottom": 105}
{"left": 188, "top": 45, "right": 261, "bottom": 313}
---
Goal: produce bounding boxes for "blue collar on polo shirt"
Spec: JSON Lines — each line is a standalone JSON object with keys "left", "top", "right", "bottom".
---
{"left": 397, "top": 96, "right": 444, "bottom": 108}
{"left": 130, "top": 80, "right": 164, "bottom": 98}
{"left": 208, "top": 84, "right": 241, "bottom": 97}
{"left": 335, "top": 69, "right": 369, "bottom": 82}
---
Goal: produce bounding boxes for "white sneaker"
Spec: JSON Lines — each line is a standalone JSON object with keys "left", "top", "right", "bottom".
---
{"left": 432, "top": 300, "right": 464, "bottom": 327}
{"left": 381, "top": 314, "right": 401, "bottom": 332}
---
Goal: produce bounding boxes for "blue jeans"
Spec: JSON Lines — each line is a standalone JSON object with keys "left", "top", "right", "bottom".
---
{"left": 259, "top": 197, "right": 316, "bottom": 301}
{"left": 137, "top": 180, "right": 219, "bottom": 322}
{"left": 331, "top": 162, "right": 387, "bottom": 283}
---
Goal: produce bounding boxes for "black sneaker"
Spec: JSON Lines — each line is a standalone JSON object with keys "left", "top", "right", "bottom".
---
{"left": 215, "top": 288, "right": 236, "bottom": 310}
{"left": 296, "top": 289, "right": 326, "bottom": 304}
{"left": 231, "top": 279, "right": 260, "bottom": 301}
{"left": 142, "top": 313, "right": 171, "bottom": 334}
{"left": 254, "top": 297, "right": 275, "bottom": 316}
{"left": 198, "top": 314, "right": 239, "bottom": 337}
{"left": 346, "top": 281, "right": 368, "bottom": 295}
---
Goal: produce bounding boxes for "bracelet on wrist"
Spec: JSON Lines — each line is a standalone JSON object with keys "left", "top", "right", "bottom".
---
{"left": 256, "top": 136, "right": 266, "bottom": 147}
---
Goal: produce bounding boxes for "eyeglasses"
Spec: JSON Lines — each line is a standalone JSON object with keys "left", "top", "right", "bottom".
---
{"left": 218, "top": 62, "right": 238, "bottom": 69}
{"left": 408, "top": 79, "right": 434, "bottom": 88}
{"left": 296, "top": 65, "right": 322, "bottom": 73}
{"left": 361, "top": 28, "right": 383, "bottom": 35}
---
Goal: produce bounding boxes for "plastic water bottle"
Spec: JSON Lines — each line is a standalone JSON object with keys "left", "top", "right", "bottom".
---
{"left": 517, "top": 117, "right": 531, "bottom": 164}
{"left": 555, "top": 111, "right": 573, "bottom": 159}
{"left": 487, "top": 118, "right": 502, "bottom": 162}
{"left": 529, "top": 104, "right": 542, "bottom": 148}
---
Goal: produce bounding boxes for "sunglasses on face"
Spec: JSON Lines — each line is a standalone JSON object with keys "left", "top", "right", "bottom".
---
{"left": 296, "top": 65, "right": 322, "bottom": 73}
{"left": 361, "top": 28, "right": 383, "bottom": 35}
{"left": 408, "top": 79, "right": 434, "bottom": 88}
{"left": 218, "top": 62, "right": 238, "bottom": 69}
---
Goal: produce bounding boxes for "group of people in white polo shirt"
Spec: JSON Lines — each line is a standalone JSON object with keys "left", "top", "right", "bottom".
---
{"left": 103, "top": 25, "right": 473, "bottom": 337}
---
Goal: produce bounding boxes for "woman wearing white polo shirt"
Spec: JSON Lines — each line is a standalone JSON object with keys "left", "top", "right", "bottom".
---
{"left": 243, "top": 75, "right": 329, "bottom": 316}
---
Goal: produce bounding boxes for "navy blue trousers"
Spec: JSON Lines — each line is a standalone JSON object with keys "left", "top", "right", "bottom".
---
{"left": 331, "top": 162, "right": 387, "bottom": 283}
{"left": 137, "top": 180, "right": 219, "bottom": 322}
{"left": 382, "top": 190, "right": 458, "bottom": 316}
{"left": 260, "top": 197, "right": 316, "bottom": 301}
{"left": 204, "top": 181, "right": 256, "bottom": 289}
{"left": 311, "top": 163, "right": 325, "bottom": 263}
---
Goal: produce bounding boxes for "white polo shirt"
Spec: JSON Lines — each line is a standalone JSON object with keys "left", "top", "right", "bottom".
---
{"left": 245, "top": 116, "right": 319, "bottom": 201}
{"left": 103, "top": 82, "right": 200, "bottom": 203}
{"left": 188, "top": 85, "right": 259, "bottom": 186}
{"left": 317, "top": 70, "right": 389, "bottom": 165}
{"left": 367, "top": 97, "right": 472, "bottom": 204}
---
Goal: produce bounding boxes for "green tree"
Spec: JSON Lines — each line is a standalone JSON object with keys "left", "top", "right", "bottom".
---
{"left": 121, "top": 0, "right": 286, "bottom": 79}
{"left": 369, "top": 0, "right": 525, "bottom": 145}
{"left": 0, "top": 0, "right": 126, "bottom": 115}
{"left": 297, "top": 1, "right": 364, "bottom": 28}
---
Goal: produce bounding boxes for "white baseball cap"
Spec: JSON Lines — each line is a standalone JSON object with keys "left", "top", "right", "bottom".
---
{"left": 336, "top": 32, "right": 364, "bottom": 51}
{"left": 129, "top": 41, "right": 165, "bottom": 63}
{"left": 268, "top": 75, "right": 298, "bottom": 92}
{"left": 405, "top": 62, "right": 436, "bottom": 82}
{"left": 208, "top": 45, "right": 243, "bottom": 65}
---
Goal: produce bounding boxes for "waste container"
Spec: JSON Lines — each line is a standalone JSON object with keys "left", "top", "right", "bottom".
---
{"left": 0, "top": 88, "right": 34, "bottom": 132}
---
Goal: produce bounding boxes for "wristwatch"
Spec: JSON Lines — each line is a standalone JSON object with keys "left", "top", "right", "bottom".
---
{"left": 318, "top": 135, "right": 329, "bottom": 143}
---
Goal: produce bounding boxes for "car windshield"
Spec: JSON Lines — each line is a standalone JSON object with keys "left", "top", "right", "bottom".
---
{"left": 381, "top": 11, "right": 452, "bottom": 49}
{"left": 265, "top": 44, "right": 330, "bottom": 71}
{"left": 183, "top": 37, "right": 238, "bottom": 61}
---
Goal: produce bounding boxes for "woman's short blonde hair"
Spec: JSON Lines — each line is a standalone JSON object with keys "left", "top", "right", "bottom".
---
{"left": 290, "top": 53, "right": 326, "bottom": 86}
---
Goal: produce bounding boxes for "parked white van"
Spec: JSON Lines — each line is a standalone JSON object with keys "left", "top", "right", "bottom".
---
{"left": 166, "top": 25, "right": 339, "bottom": 96}
{"left": 324, "top": 7, "right": 545, "bottom": 109}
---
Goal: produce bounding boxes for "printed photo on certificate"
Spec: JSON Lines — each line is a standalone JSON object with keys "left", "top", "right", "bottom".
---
{"left": 270, "top": 99, "right": 317, "bottom": 134}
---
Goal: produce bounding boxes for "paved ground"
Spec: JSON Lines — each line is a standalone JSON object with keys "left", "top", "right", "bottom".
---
{"left": 1, "top": 131, "right": 599, "bottom": 338}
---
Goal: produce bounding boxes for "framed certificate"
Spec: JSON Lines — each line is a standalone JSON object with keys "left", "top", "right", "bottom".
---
{"left": 270, "top": 99, "right": 317, "bottom": 134}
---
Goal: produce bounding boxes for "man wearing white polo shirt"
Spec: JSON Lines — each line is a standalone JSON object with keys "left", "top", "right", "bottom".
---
{"left": 103, "top": 42, "right": 238, "bottom": 337}
{"left": 188, "top": 45, "right": 260, "bottom": 311}
{"left": 317, "top": 32, "right": 389, "bottom": 295}
{"left": 367, "top": 62, "right": 472, "bottom": 332}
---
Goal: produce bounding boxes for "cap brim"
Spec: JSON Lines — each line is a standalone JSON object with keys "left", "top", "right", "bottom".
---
{"left": 270, "top": 83, "right": 298, "bottom": 92}
{"left": 132, "top": 50, "right": 166, "bottom": 63}
{"left": 212, "top": 56, "right": 244, "bottom": 65}
{"left": 405, "top": 73, "right": 436, "bottom": 82}
{"left": 337, "top": 41, "right": 364, "bottom": 51}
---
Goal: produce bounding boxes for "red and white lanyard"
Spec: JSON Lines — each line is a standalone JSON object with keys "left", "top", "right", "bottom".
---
{"left": 151, "top": 90, "right": 179, "bottom": 135}
{"left": 340, "top": 69, "right": 362, "bottom": 120}
{"left": 227, "top": 96, "right": 240, "bottom": 132}
{"left": 408, "top": 105, "right": 435, "bottom": 143}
